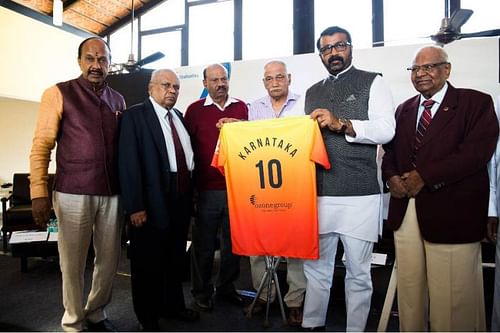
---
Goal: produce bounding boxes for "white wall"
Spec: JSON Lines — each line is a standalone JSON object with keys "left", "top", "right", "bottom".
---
{"left": 174, "top": 38, "right": 500, "bottom": 112}
{"left": 0, "top": 98, "right": 57, "bottom": 185}
{"left": 0, "top": 6, "right": 82, "bottom": 102}
{"left": 0, "top": 6, "right": 81, "bottom": 184}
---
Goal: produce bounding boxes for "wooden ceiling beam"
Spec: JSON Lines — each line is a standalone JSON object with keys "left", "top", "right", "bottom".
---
{"left": 0, "top": 0, "right": 92, "bottom": 37}
{"left": 47, "top": 0, "right": 78, "bottom": 15}
{"left": 63, "top": 0, "right": 79, "bottom": 10}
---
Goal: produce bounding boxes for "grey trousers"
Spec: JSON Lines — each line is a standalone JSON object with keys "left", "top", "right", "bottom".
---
{"left": 54, "top": 192, "right": 123, "bottom": 332}
{"left": 250, "top": 256, "right": 305, "bottom": 307}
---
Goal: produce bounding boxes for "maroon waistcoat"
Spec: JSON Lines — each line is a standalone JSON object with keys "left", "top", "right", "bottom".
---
{"left": 55, "top": 76, "right": 125, "bottom": 195}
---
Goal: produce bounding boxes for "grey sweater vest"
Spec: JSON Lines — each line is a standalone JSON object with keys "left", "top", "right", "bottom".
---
{"left": 305, "top": 67, "right": 380, "bottom": 196}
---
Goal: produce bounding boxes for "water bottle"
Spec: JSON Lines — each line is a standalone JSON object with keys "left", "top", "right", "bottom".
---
{"left": 48, "top": 218, "right": 58, "bottom": 233}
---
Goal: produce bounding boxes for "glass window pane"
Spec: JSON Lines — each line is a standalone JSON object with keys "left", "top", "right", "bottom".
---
{"left": 189, "top": 1, "right": 234, "bottom": 66}
{"left": 315, "top": 0, "right": 372, "bottom": 49}
{"left": 141, "top": 31, "right": 182, "bottom": 70}
{"left": 109, "top": 19, "right": 139, "bottom": 65}
{"left": 141, "top": 0, "right": 185, "bottom": 31}
{"left": 460, "top": 0, "right": 500, "bottom": 33}
{"left": 242, "top": 0, "right": 293, "bottom": 60}
{"left": 384, "top": 0, "right": 444, "bottom": 46}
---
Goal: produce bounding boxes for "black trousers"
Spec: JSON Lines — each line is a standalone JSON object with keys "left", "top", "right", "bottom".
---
{"left": 190, "top": 190, "right": 240, "bottom": 299}
{"left": 128, "top": 194, "right": 191, "bottom": 328}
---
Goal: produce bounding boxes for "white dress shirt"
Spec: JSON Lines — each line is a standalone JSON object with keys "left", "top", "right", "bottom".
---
{"left": 150, "top": 96, "right": 194, "bottom": 172}
{"left": 203, "top": 94, "right": 241, "bottom": 111}
{"left": 415, "top": 82, "right": 448, "bottom": 130}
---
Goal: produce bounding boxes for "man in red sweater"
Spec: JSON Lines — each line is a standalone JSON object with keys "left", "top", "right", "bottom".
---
{"left": 184, "top": 63, "right": 248, "bottom": 311}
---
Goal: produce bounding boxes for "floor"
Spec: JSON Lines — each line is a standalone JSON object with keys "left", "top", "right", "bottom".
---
{"left": 0, "top": 237, "right": 495, "bottom": 332}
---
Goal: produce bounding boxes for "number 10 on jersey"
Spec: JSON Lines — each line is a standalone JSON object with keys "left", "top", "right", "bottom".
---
{"left": 255, "top": 159, "right": 283, "bottom": 189}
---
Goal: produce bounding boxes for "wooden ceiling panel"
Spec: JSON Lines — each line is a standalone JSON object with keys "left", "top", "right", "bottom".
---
{"left": 11, "top": 0, "right": 52, "bottom": 14}
{"left": 63, "top": 9, "right": 109, "bottom": 32}
{"left": 66, "top": 2, "right": 115, "bottom": 27}
{"left": 7, "top": 0, "right": 158, "bottom": 36}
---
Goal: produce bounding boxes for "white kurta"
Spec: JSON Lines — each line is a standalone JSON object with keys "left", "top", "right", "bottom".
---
{"left": 318, "top": 194, "right": 382, "bottom": 242}
{"left": 303, "top": 68, "right": 395, "bottom": 331}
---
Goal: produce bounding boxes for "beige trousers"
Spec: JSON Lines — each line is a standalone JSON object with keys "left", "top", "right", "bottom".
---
{"left": 53, "top": 192, "right": 123, "bottom": 332}
{"left": 250, "top": 256, "right": 306, "bottom": 307}
{"left": 394, "top": 199, "right": 485, "bottom": 331}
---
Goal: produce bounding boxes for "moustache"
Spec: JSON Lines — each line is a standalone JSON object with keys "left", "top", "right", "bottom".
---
{"left": 328, "top": 56, "right": 344, "bottom": 65}
{"left": 216, "top": 86, "right": 227, "bottom": 91}
{"left": 89, "top": 69, "right": 103, "bottom": 76}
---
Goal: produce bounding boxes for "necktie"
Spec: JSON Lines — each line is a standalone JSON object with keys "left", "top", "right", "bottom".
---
{"left": 412, "top": 99, "right": 435, "bottom": 167}
{"left": 167, "top": 111, "right": 190, "bottom": 193}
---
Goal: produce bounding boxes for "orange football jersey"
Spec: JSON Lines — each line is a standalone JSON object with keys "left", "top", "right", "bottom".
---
{"left": 211, "top": 116, "right": 331, "bottom": 259}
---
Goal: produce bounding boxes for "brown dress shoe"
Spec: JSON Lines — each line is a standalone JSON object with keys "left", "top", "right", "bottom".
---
{"left": 287, "top": 306, "right": 303, "bottom": 327}
{"left": 243, "top": 299, "right": 267, "bottom": 315}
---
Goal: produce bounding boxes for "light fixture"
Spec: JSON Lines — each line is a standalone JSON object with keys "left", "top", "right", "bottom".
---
{"left": 53, "top": 0, "right": 63, "bottom": 26}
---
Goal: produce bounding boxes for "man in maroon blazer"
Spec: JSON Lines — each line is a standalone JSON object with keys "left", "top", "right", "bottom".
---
{"left": 382, "top": 45, "right": 498, "bottom": 331}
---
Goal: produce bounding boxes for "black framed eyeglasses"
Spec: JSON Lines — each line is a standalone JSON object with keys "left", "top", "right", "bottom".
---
{"left": 407, "top": 62, "right": 449, "bottom": 73}
{"left": 319, "top": 41, "right": 351, "bottom": 55}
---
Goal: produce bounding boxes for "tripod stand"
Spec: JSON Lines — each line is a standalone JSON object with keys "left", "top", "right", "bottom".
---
{"left": 245, "top": 256, "right": 287, "bottom": 327}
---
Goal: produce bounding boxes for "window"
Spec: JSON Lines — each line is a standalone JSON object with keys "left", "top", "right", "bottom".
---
{"left": 188, "top": 1, "right": 234, "bottom": 66}
{"left": 141, "top": 0, "right": 185, "bottom": 31}
{"left": 315, "top": 0, "right": 372, "bottom": 49}
{"left": 108, "top": 19, "right": 139, "bottom": 65}
{"left": 384, "top": 0, "right": 444, "bottom": 46}
{"left": 141, "top": 30, "right": 182, "bottom": 69}
{"left": 460, "top": 0, "right": 500, "bottom": 33}
{"left": 106, "top": 0, "right": 497, "bottom": 67}
{"left": 242, "top": 0, "right": 293, "bottom": 60}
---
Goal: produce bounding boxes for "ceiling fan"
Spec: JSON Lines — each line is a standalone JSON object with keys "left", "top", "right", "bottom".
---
{"left": 372, "top": 7, "right": 499, "bottom": 47}
{"left": 431, "top": 8, "right": 500, "bottom": 45}
{"left": 109, "top": 0, "right": 164, "bottom": 75}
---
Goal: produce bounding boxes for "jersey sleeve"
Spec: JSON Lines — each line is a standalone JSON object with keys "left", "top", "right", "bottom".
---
{"left": 310, "top": 121, "right": 331, "bottom": 169}
{"left": 210, "top": 131, "right": 226, "bottom": 175}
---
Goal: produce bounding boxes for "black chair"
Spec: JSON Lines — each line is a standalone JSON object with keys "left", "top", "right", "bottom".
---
{"left": 1, "top": 173, "right": 55, "bottom": 252}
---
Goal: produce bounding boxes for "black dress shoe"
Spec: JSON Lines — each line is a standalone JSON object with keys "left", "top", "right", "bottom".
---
{"left": 87, "top": 319, "right": 118, "bottom": 332}
{"left": 138, "top": 321, "right": 160, "bottom": 332}
{"left": 164, "top": 308, "right": 200, "bottom": 322}
{"left": 216, "top": 290, "right": 243, "bottom": 305}
{"left": 194, "top": 297, "right": 214, "bottom": 311}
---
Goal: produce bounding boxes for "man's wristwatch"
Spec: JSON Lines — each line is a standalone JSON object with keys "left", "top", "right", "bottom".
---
{"left": 337, "top": 118, "right": 348, "bottom": 133}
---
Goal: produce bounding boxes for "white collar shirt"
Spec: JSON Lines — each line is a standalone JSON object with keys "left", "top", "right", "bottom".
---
{"left": 203, "top": 94, "right": 240, "bottom": 111}
{"left": 150, "top": 96, "right": 194, "bottom": 171}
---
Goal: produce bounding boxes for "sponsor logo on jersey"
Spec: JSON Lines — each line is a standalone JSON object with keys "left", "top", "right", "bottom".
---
{"left": 249, "top": 194, "right": 293, "bottom": 211}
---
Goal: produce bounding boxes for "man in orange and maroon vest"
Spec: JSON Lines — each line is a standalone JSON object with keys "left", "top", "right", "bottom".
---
{"left": 29, "top": 37, "right": 125, "bottom": 332}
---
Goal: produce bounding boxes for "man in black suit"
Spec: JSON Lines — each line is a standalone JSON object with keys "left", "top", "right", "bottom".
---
{"left": 118, "top": 69, "right": 199, "bottom": 330}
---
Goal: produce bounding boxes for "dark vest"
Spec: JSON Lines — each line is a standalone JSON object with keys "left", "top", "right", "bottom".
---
{"left": 305, "top": 67, "right": 380, "bottom": 196}
{"left": 55, "top": 76, "right": 125, "bottom": 195}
